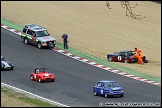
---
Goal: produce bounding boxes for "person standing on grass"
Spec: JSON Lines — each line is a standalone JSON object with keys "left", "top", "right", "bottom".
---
{"left": 62, "top": 33, "right": 68, "bottom": 49}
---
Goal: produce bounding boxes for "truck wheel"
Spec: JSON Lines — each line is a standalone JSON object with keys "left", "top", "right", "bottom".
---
{"left": 37, "top": 42, "right": 42, "bottom": 49}
{"left": 24, "top": 38, "right": 29, "bottom": 44}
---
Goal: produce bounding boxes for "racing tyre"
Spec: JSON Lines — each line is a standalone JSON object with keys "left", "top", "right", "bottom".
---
{"left": 52, "top": 79, "right": 55, "bottom": 82}
{"left": 1, "top": 65, "right": 4, "bottom": 71}
{"left": 38, "top": 77, "right": 42, "bottom": 83}
{"left": 24, "top": 38, "right": 29, "bottom": 44}
{"left": 30, "top": 76, "right": 34, "bottom": 80}
{"left": 108, "top": 56, "right": 113, "bottom": 62}
{"left": 37, "top": 42, "right": 42, "bottom": 49}
{"left": 104, "top": 93, "right": 108, "bottom": 98}
{"left": 120, "top": 94, "right": 124, "bottom": 97}
{"left": 11, "top": 67, "right": 13, "bottom": 70}
{"left": 124, "top": 60, "right": 128, "bottom": 63}
{"left": 94, "top": 90, "right": 98, "bottom": 96}
{"left": 1, "top": 67, "right": 4, "bottom": 71}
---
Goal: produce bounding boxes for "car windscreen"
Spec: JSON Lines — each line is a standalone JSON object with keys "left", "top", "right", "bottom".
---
{"left": 39, "top": 68, "right": 49, "bottom": 72}
{"left": 105, "top": 82, "right": 119, "bottom": 87}
{"left": 126, "top": 51, "right": 134, "bottom": 56}
{"left": 36, "top": 30, "right": 49, "bottom": 37}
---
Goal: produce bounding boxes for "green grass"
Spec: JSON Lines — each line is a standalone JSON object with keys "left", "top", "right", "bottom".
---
{"left": 1, "top": 86, "right": 59, "bottom": 107}
{"left": 1, "top": 18, "right": 161, "bottom": 83}
{"left": 55, "top": 43, "right": 161, "bottom": 83}
{"left": 18, "top": 97, "right": 57, "bottom": 107}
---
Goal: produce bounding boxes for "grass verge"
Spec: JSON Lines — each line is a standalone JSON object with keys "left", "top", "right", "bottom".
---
{"left": 1, "top": 86, "right": 59, "bottom": 107}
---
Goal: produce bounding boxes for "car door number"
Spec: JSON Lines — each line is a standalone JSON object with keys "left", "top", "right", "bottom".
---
{"left": 118, "top": 56, "right": 121, "bottom": 61}
{"left": 100, "top": 89, "right": 103, "bottom": 94}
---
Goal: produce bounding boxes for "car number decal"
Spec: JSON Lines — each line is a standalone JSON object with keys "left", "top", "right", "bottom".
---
{"left": 100, "top": 89, "right": 103, "bottom": 94}
{"left": 118, "top": 56, "right": 121, "bottom": 61}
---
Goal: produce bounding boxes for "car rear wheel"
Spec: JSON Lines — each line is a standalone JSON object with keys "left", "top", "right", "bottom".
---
{"left": 38, "top": 77, "right": 42, "bottom": 83}
{"left": 37, "top": 42, "right": 42, "bottom": 49}
{"left": 108, "top": 56, "right": 113, "bottom": 62}
{"left": 24, "top": 38, "right": 28, "bottom": 44}
{"left": 94, "top": 90, "right": 98, "bottom": 96}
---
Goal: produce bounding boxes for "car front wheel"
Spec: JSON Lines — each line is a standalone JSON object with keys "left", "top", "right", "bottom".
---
{"left": 30, "top": 76, "right": 34, "bottom": 80}
{"left": 94, "top": 90, "right": 98, "bottom": 96}
{"left": 108, "top": 56, "right": 113, "bottom": 62}
{"left": 11, "top": 67, "right": 13, "bottom": 70}
{"left": 120, "top": 94, "right": 124, "bottom": 97}
{"left": 38, "top": 77, "right": 42, "bottom": 83}
{"left": 104, "top": 93, "right": 108, "bottom": 98}
{"left": 1, "top": 67, "right": 4, "bottom": 71}
{"left": 1, "top": 64, "right": 4, "bottom": 70}
{"left": 52, "top": 79, "right": 55, "bottom": 82}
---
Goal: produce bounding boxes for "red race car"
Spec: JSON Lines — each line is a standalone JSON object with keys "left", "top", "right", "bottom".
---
{"left": 30, "top": 68, "right": 55, "bottom": 83}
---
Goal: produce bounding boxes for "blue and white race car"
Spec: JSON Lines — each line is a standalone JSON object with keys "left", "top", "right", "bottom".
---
{"left": 93, "top": 80, "right": 124, "bottom": 98}
{"left": 1, "top": 56, "right": 14, "bottom": 70}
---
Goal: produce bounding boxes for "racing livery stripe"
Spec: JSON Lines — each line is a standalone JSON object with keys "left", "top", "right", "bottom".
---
{"left": 1, "top": 24, "right": 161, "bottom": 87}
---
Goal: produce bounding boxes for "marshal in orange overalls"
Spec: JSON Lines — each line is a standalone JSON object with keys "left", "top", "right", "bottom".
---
{"left": 132, "top": 53, "right": 144, "bottom": 64}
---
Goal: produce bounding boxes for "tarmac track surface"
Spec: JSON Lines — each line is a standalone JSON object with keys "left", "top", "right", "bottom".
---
{"left": 1, "top": 28, "right": 161, "bottom": 107}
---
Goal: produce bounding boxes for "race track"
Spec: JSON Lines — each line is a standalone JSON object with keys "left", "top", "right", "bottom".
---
{"left": 1, "top": 28, "right": 161, "bottom": 107}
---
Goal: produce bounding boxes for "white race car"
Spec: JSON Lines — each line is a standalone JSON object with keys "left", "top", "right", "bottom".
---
{"left": 1, "top": 56, "right": 14, "bottom": 70}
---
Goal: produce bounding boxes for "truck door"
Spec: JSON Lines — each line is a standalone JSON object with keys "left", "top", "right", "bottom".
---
{"left": 32, "top": 31, "right": 37, "bottom": 45}
{"left": 26, "top": 29, "right": 33, "bottom": 43}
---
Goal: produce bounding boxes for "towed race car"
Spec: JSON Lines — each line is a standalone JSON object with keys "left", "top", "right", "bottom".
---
{"left": 30, "top": 68, "right": 55, "bottom": 83}
{"left": 107, "top": 50, "right": 137, "bottom": 63}
{"left": 93, "top": 80, "right": 124, "bottom": 98}
{"left": 1, "top": 56, "right": 14, "bottom": 70}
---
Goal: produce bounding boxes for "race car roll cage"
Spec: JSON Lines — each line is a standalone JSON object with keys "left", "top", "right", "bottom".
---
{"left": 34, "top": 68, "right": 49, "bottom": 74}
